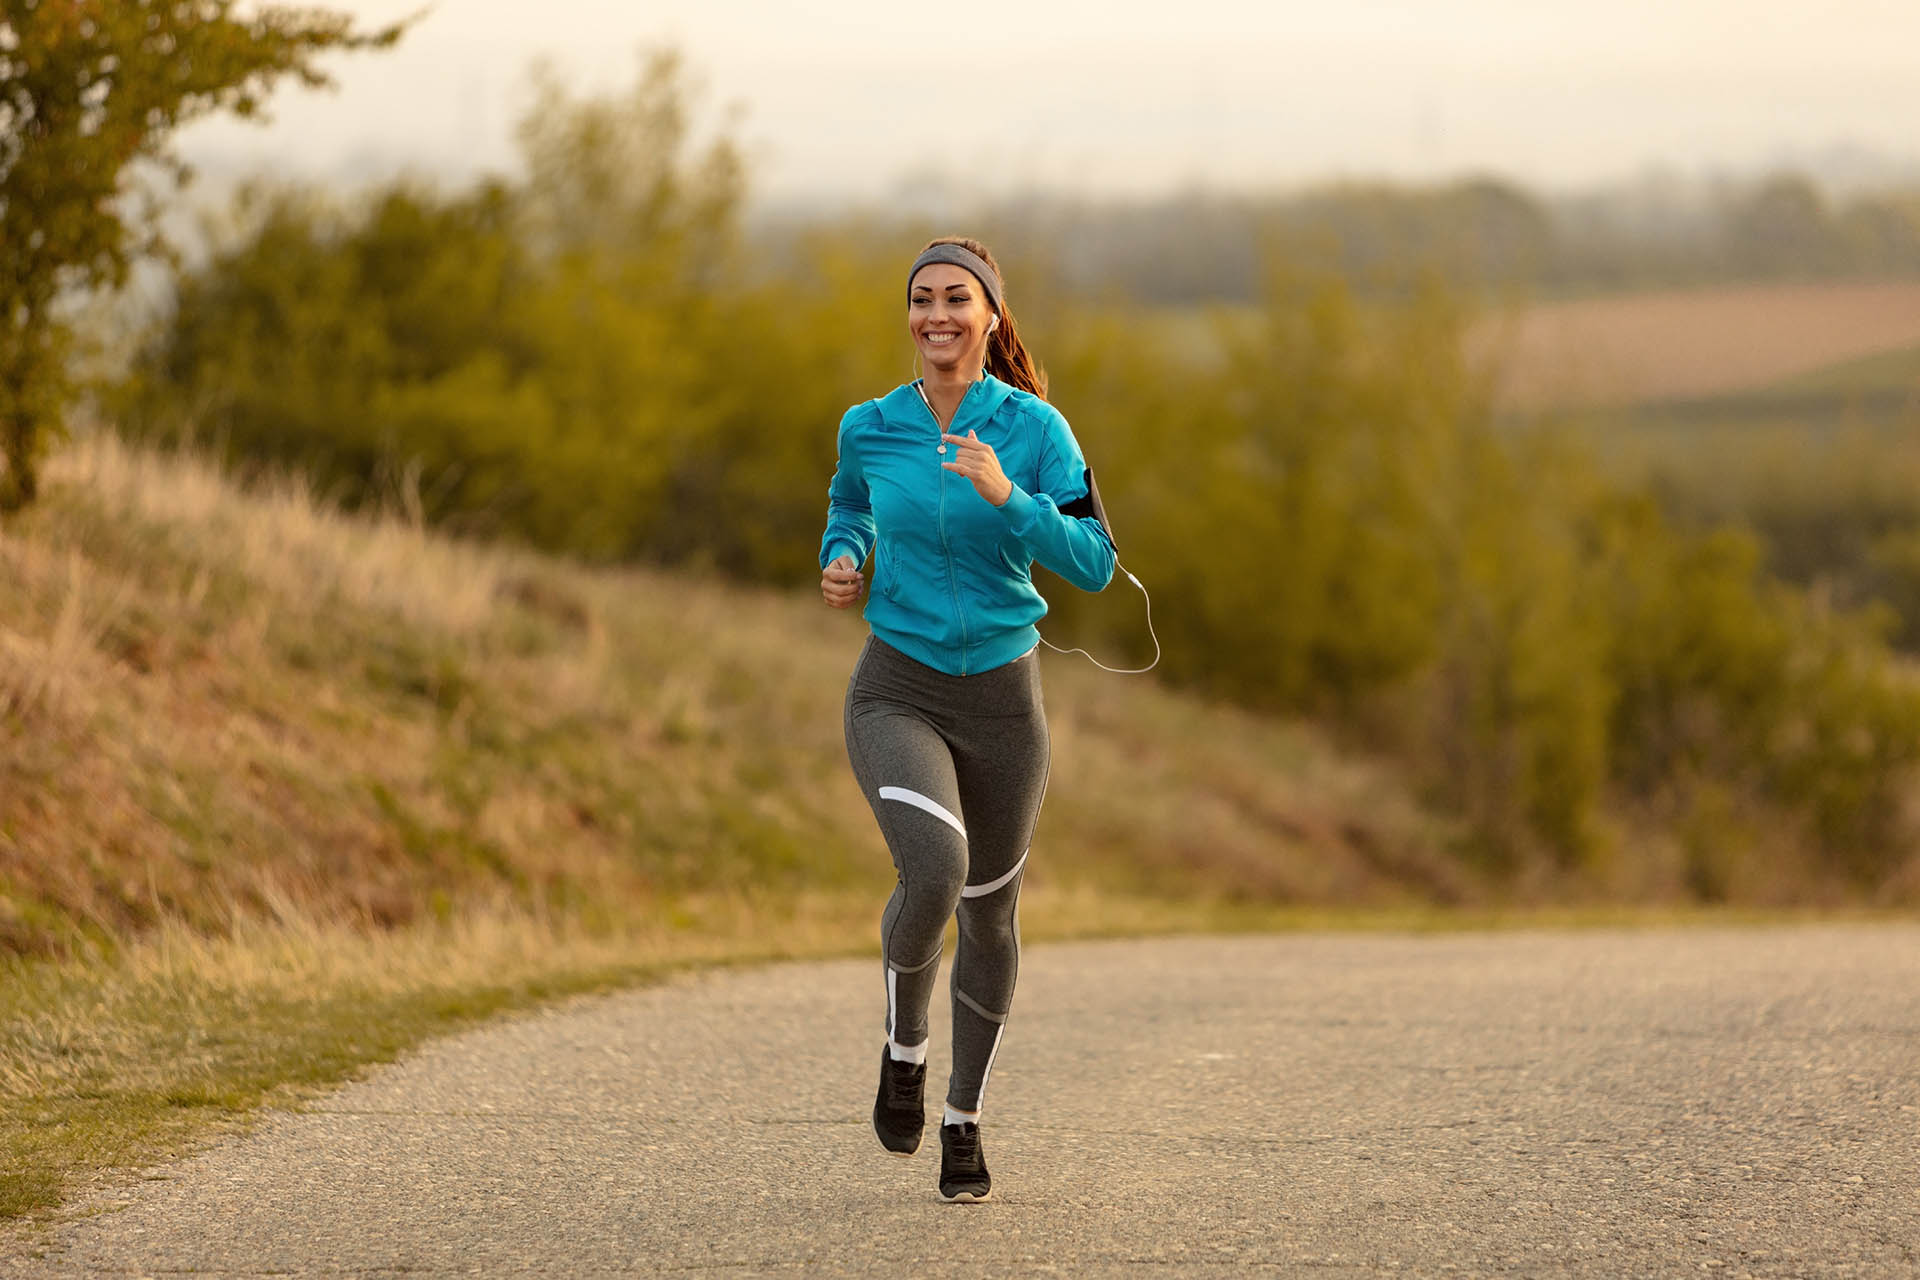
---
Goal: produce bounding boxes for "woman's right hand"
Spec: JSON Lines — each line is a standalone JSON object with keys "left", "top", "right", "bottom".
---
{"left": 821, "top": 554, "right": 864, "bottom": 609}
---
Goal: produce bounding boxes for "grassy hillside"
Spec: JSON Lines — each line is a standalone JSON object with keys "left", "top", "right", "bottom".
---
{"left": 1, "top": 433, "right": 1468, "bottom": 964}
{"left": 1, "top": 431, "right": 1490, "bottom": 1227}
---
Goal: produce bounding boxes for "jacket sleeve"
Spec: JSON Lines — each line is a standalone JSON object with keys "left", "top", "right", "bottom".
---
{"left": 819, "top": 403, "right": 877, "bottom": 570}
{"left": 994, "top": 404, "right": 1117, "bottom": 592}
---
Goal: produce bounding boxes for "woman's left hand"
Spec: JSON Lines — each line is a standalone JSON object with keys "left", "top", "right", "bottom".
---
{"left": 941, "top": 431, "right": 1013, "bottom": 507}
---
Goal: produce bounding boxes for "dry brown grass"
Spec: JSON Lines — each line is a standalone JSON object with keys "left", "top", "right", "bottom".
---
{"left": 2, "top": 432, "right": 658, "bottom": 952}
{"left": 1475, "top": 280, "right": 1920, "bottom": 412}
{"left": 0, "top": 430, "right": 1454, "bottom": 963}
{"left": 54, "top": 433, "right": 508, "bottom": 635}
{"left": 0, "top": 884, "right": 889, "bottom": 1228}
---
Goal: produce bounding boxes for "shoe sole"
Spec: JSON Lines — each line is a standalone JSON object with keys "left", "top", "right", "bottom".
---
{"left": 939, "top": 1188, "right": 991, "bottom": 1203}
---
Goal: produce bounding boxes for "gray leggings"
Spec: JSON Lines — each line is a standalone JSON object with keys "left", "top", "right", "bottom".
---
{"left": 843, "top": 633, "right": 1051, "bottom": 1114}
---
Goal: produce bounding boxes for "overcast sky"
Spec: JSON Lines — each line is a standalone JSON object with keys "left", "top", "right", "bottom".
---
{"left": 175, "top": 0, "right": 1920, "bottom": 206}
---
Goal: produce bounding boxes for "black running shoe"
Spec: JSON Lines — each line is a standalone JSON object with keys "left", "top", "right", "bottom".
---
{"left": 872, "top": 1045, "right": 925, "bottom": 1156}
{"left": 938, "top": 1121, "right": 991, "bottom": 1202}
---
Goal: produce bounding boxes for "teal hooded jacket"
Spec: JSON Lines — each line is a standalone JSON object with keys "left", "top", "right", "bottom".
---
{"left": 819, "top": 374, "right": 1116, "bottom": 676}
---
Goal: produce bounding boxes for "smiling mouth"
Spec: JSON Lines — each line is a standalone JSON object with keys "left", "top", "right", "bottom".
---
{"left": 924, "top": 332, "right": 961, "bottom": 346}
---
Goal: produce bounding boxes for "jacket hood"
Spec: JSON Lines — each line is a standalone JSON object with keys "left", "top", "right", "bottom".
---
{"left": 875, "top": 374, "right": 1017, "bottom": 432}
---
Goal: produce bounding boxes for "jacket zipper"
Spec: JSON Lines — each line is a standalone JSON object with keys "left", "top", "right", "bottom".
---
{"left": 916, "top": 379, "right": 972, "bottom": 674}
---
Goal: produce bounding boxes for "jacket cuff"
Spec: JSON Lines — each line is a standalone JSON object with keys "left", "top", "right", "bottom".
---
{"left": 822, "top": 541, "right": 862, "bottom": 569}
{"left": 996, "top": 483, "right": 1039, "bottom": 533}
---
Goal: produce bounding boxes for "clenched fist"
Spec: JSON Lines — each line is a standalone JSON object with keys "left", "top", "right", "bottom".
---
{"left": 821, "top": 553, "right": 864, "bottom": 609}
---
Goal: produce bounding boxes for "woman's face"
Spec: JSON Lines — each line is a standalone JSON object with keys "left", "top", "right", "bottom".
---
{"left": 908, "top": 264, "right": 994, "bottom": 376}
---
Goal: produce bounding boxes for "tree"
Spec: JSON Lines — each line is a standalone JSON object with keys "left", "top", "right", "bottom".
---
{"left": 0, "top": 0, "right": 405, "bottom": 511}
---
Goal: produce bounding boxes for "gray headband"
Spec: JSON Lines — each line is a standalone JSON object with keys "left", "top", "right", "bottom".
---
{"left": 907, "top": 244, "right": 1003, "bottom": 316}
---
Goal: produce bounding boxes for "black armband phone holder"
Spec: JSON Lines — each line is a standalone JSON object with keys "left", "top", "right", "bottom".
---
{"left": 1058, "top": 467, "right": 1116, "bottom": 551}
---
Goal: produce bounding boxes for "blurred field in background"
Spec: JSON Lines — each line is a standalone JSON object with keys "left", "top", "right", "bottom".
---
{"left": 1480, "top": 281, "right": 1920, "bottom": 411}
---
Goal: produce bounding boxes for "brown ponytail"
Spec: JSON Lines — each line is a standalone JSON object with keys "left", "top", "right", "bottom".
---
{"left": 923, "top": 236, "right": 1048, "bottom": 401}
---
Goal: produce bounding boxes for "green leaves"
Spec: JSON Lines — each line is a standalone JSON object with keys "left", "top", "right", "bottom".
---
{"left": 0, "top": 0, "right": 406, "bottom": 511}
{"left": 117, "top": 55, "right": 903, "bottom": 571}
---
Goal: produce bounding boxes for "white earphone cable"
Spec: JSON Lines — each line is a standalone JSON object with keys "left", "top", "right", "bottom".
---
{"left": 1038, "top": 563, "right": 1159, "bottom": 674}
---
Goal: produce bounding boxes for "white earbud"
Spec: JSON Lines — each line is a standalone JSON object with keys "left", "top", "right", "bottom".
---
{"left": 988, "top": 314, "right": 1000, "bottom": 333}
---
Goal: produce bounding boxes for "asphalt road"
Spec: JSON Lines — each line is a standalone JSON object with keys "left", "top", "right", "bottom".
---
{"left": 13, "top": 926, "right": 1920, "bottom": 1277}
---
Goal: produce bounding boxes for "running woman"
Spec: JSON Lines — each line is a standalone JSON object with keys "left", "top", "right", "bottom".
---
{"left": 818, "top": 237, "right": 1116, "bottom": 1202}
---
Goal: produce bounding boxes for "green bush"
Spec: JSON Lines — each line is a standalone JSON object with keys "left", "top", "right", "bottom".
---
{"left": 1041, "top": 269, "right": 1920, "bottom": 880}
{"left": 118, "top": 54, "right": 905, "bottom": 573}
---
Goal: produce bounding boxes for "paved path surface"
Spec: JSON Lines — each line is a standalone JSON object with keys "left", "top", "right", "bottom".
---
{"left": 12, "top": 927, "right": 1920, "bottom": 1277}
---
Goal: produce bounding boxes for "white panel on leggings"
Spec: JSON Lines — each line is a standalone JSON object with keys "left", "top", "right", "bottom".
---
{"left": 877, "top": 786, "right": 966, "bottom": 837}
{"left": 961, "top": 849, "right": 1028, "bottom": 898}
{"left": 974, "top": 1024, "right": 1007, "bottom": 1111}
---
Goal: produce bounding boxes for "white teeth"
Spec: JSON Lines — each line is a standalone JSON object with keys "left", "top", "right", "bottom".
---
{"left": 926, "top": 332, "right": 958, "bottom": 344}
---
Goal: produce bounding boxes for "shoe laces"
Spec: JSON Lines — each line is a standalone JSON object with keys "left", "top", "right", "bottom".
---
{"left": 884, "top": 1059, "right": 924, "bottom": 1111}
{"left": 943, "top": 1123, "right": 981, "bottom": 1167}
